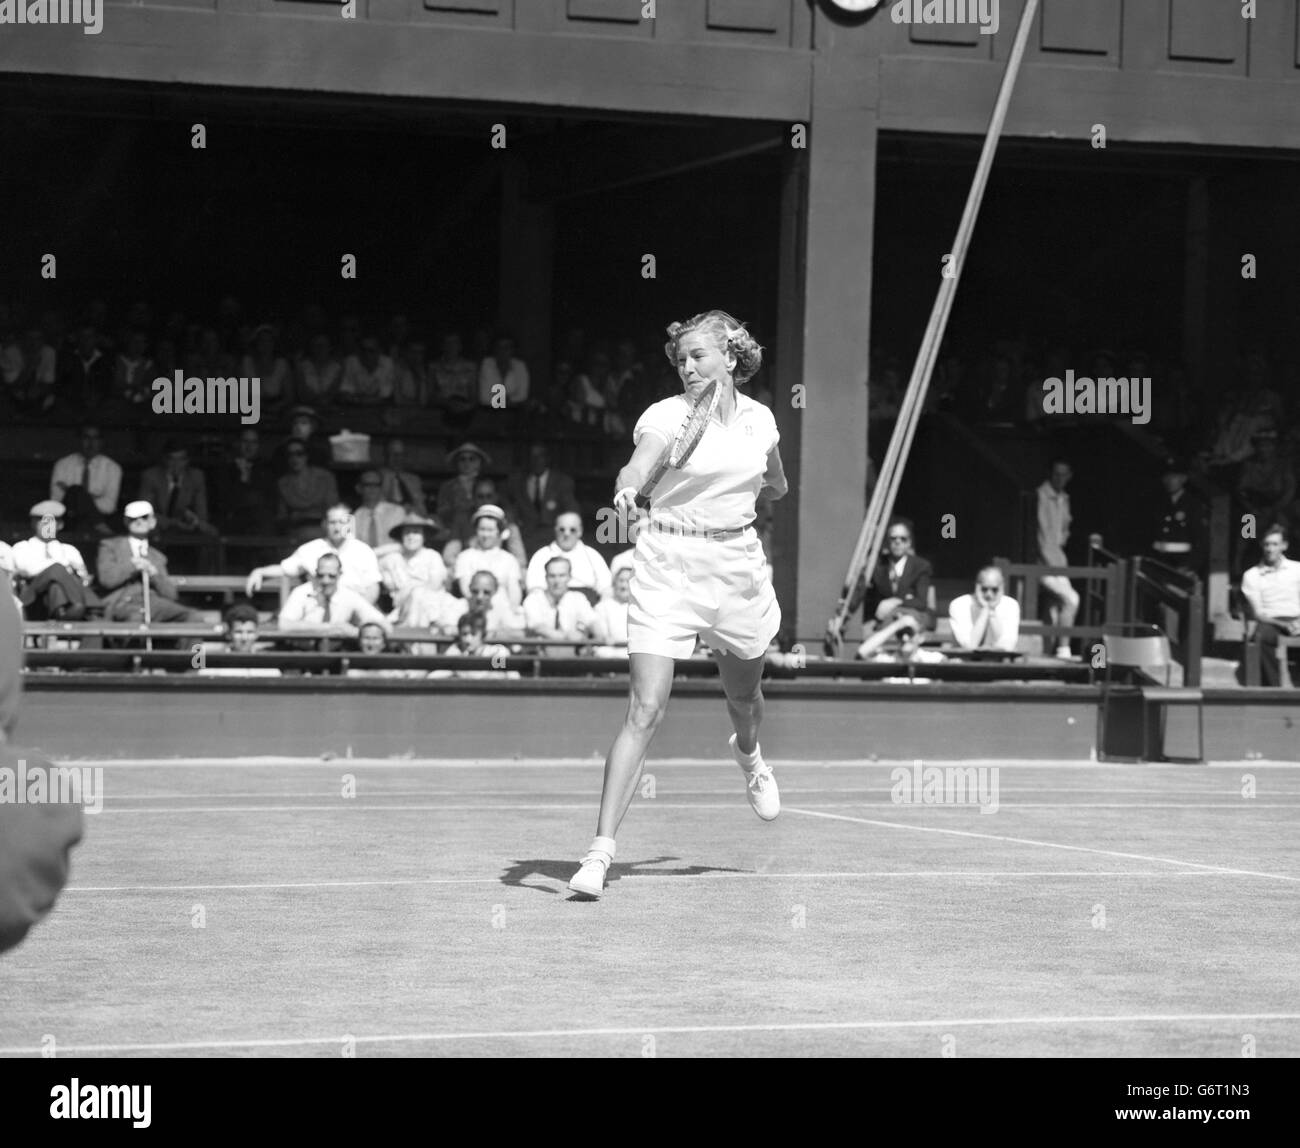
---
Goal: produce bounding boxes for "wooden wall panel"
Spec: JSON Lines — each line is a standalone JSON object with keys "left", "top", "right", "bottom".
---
{"left": 566, "top": 0, "right": 641, "bottom": 24}
{"left": 1040, "top": 0, "right": 1118, "bottom": 55}
{"left": 1168, "top": 0, "right": 1243, "bottom": 63}
{"left": 706, "top": 0, "right": 785, "bottom": 35}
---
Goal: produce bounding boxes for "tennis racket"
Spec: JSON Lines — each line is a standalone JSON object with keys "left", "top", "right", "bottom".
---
{"left": 634, "top": 380, "right": 720, "bottom": 509}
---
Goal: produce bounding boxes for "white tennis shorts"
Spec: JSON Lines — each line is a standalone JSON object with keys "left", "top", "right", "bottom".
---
{"left": 627, "top": 527, "right": 781, "bottom": 660}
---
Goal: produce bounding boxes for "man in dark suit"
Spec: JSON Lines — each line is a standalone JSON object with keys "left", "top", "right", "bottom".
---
{"left": 505, "top": 442, "right": 580, "bottom": 556}
{"left": 843, "top": 516, "right": 936, "bottom": 659}
{"left": 0, "top": 574, "right": 84, "bottom": 955}
{"left": 138, "top": 440, "right": 216, "bottom": 536}
{"left": 96, "top": 501, "right": 202, "bottom": 623}
{"left": 212, "top": 427, "right": 277, "bottom": 534}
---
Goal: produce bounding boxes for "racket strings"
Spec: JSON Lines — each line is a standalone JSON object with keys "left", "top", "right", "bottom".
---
{"left": 669, "top": 381, "right": 719, "bottom": 467}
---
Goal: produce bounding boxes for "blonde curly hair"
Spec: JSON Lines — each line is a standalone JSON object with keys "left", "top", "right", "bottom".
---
{"left": 663, "top": 309, "right": 763, "bottom": 386}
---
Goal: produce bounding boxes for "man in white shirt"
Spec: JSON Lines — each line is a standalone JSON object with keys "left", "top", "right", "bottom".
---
{"left": 50, "top": 425, "right": 123, "bottom": 530}
{"left": 339, "top": 337, "right": 395, "bottom": 406}
{"left": 278, "top": 553, "right": 389, "bottom": 637}
{"left": 478, "top": 336, "right": 530, "bottom": 407}
{"left": 352, "top": 470, "right": 406, "bottom": 552}
{"left": 523, "top": 557, "right": 596, "bottom": 656}
{"left": 246, "top": 505, "right": 382, "bottom": 603}
{"left": 11, "top": 502, "right": 95, "bottom": 621}
{"left": 593, "top": 565, "right": 633, "bottom": 658}
{"left": 947, "top": 566, "right": 1021, "bottom": 652}
{"left": 525, "top": 513, "right": 612, "bottom": 603}
{"left": 1036, "top": 459, "right": 1079, "bottom": 658}
{"left": 1241, "top": 524, "right": 1300, "bottom": 687}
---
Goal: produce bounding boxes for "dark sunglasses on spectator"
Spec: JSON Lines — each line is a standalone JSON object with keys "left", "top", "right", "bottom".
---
{"left": 317, "top": 573, "right": 339, "bottom": 580}
{"left": 557, "top": 527, "right": 579, "bottom": 535}
{"left": 888, "top": 534, "right": 909, "bottom": 543}
{"left": 978, "top": 585, "right": 1000, "bottom": 594}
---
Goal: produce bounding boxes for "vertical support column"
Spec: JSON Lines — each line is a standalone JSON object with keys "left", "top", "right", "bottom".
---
{"left": 793, "top": 21, "right": 878, "bottom": 640}
{"left": 499, "top": 154, "right": 554, "bottom": 416}
{"left": 771, "top": 145, "right": 807, "bottom": 635}
{"left": 1183, "top": 175, "right": 1209, "bottom": 402}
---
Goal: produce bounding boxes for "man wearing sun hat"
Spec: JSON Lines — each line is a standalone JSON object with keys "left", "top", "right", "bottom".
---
{"left": 9, "top": 501, "right": 98, "bottom": 621}
{"left": 96, "top": 501, "right": 201, "bottom": 623}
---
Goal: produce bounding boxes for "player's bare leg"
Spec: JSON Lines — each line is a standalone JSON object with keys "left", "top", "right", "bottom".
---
{"left": 569, "top": 652, "right": 674, "bottom": 897}
{"left": 717, "top": 649, "right": 779, "bottom": 820}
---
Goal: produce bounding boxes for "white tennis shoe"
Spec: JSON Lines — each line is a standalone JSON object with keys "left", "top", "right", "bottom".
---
{"left": 568, "top": 838, "right": 616, "bottom": 899}
{"left": 730, "top": 734, "right": 779, "bottom": 821}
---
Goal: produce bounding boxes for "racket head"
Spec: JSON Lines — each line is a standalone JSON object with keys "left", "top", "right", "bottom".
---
{"left": 667, "top": 380, "right": 719, "bottom": 468}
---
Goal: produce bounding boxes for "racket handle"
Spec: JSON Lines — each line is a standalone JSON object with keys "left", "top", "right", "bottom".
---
{"left": 634, "top": 492, "right": 651, "bottom": 510}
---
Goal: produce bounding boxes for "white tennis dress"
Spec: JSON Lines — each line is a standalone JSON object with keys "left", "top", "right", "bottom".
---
{"left": 627, "top": 389, "right": 781, "bottom": 660}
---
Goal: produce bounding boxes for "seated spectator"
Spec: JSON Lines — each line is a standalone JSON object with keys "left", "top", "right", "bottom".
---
{"left": 525, "top": 512, "right": 611, "bottom": 604}
{"left": 113, "top": 329, "right": 154, "bottom": 407}
{"left": 96, "top": 501, "right": 202, "bottom": 623}
{"left": 352, "top": 469, "right": 406, "bottom": 551}
{"left": 185, "top": 326, "right": 235, "bottom": 379}
{"left": 276, "top": 435, "right": 340, "bottom": 544}
{"left": 295, "top": 333, "right": 343, "bottom": 406}
{"left": 10, "top": 502, "right": 97, "bottom": 621}
{"left": 344, "top": 622, "right": 419, "bottom": 679}
{"left": 241, "top": 324, "right": 293, "bottom": 414}
{"left": 610, "top": 550, "right": 635, "bottom": 583}
{"left": 138, "top": 440, "right": 216, "bottom": 536}
{"left": 609, "top": 339, "right": 650, "bottom": 434}
{"left": 431, "top": 332, "right": 477, "bottom": 425}
{"left": 50, "top": 425, "right": 122, "bottom": 533}
{"left": 12, "top": 326, "right": 57, "bottom": 412}
{"left": 1237, "top": 429, "right": 1295, "bottom": 535}
{"left": 377, "top": 438, "right": 428, "bottom": 516}
{"left": 523, "top": 556, "right": 596, "bottom": 656}
{"left": 248, "top": 505, "right": 381, "bottom": 603}
{"left": 57, "top": 324, "right": 112, "bottom": 409}
{"left": 393, "top": 340, "right": 428, "bottom": 407}
{"left": 570, "top": 348, "right": 610, "bottom": 429}
{"left": 272, "top": 403, "right": 333, "bottom": 472}
{"left": 838, "top": 516, "right": 935, "bottom": 660}
{"left": 947, "top": 567, "right": 1021, "bottom": 652}
{"left": 1241, "top": 524, "right": 1300, "bottom": 688}
{"left": 340, "top": 336, "right": 395, "bottom": 406}
{"left": 465, "top": 477, "right": 528, "bottom": 570}
{"left": 407, "top": 571, "right": 523, "bottom": 652}
{"left": 453, "top": 506, "right": 524, "bottom": 607}
{"left": 196, "top": 603, "right": 281, "bottom": 678}
{"left": 428, "top": 612, "right": 519, "bottom": 680}
{"left": 592, "top": 565, "right": 633, "bottom": 657}
{"left": 212, "top": 427, "right": 277, "bottom": 534}
{"left": 278, "top": 552, "right": 388, "bottom": 636}
{"left": 505, "top": 442, "right": 581, "bottom": 555}
{"left": 478, "top": 334, "right": 529, "bottom": 407}
{"left": 437, "top": 442, "right": 490, "bottom": 561}
{"left": 381, "top": 515, "right": 450, "bottom": 623}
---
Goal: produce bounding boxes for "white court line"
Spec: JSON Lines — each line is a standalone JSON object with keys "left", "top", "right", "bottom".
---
{"left": 52, "top": 757, "right": 1300, "bottom": 769}
{"left": 62, "top": 870, "right": 1244, "bottom": 893}
{"left": 91, "top": 800, "right": 1299, "bottom": 811}
{"left": 2, "top": 1012, "right": 1298, "bottom": 1055}
{"left": 88, "top": 800, "right": 1300, "bottom": 815}
{"left": 785, "top": 808, "right": 1300, "bottom": 883}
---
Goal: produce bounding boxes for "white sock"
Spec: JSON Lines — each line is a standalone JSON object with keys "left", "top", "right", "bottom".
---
{"left": 585, "top": 835, "right": 616, "bottom": 864}
{"left": 730, "top": 734, "right": 762, "bottom": 770}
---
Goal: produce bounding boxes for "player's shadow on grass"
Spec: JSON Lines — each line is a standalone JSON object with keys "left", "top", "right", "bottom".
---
{"left": 501, "top": 856, "right": 749, "bottom": 896}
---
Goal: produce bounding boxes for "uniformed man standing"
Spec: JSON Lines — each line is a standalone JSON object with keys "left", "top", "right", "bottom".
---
{"left": 1151, "top": 456, "right": 1207, "bottom": 577}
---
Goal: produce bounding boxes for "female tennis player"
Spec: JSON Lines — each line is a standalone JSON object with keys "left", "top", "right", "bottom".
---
{"left": 569, "top": 310, "right": 787, "bottom": 899}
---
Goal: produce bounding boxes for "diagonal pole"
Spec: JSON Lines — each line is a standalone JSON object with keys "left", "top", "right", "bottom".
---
{"left": 828, "top": 0, "right": 1041, "bottom": 656}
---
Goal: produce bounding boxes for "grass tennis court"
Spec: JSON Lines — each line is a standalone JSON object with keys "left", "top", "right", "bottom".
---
{"left": 2, "top": 757, "right": 1297, "bottom": 1058}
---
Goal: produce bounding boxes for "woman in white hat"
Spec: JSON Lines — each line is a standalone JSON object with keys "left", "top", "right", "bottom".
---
{"left": 379, "top": 515, "right": 450, "bottom": 624}
{"left": 568, "top": 309, "right": 787, "bottom": 899}
{"left": 451, "top": 505, "right": 524, "bottom": 608}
